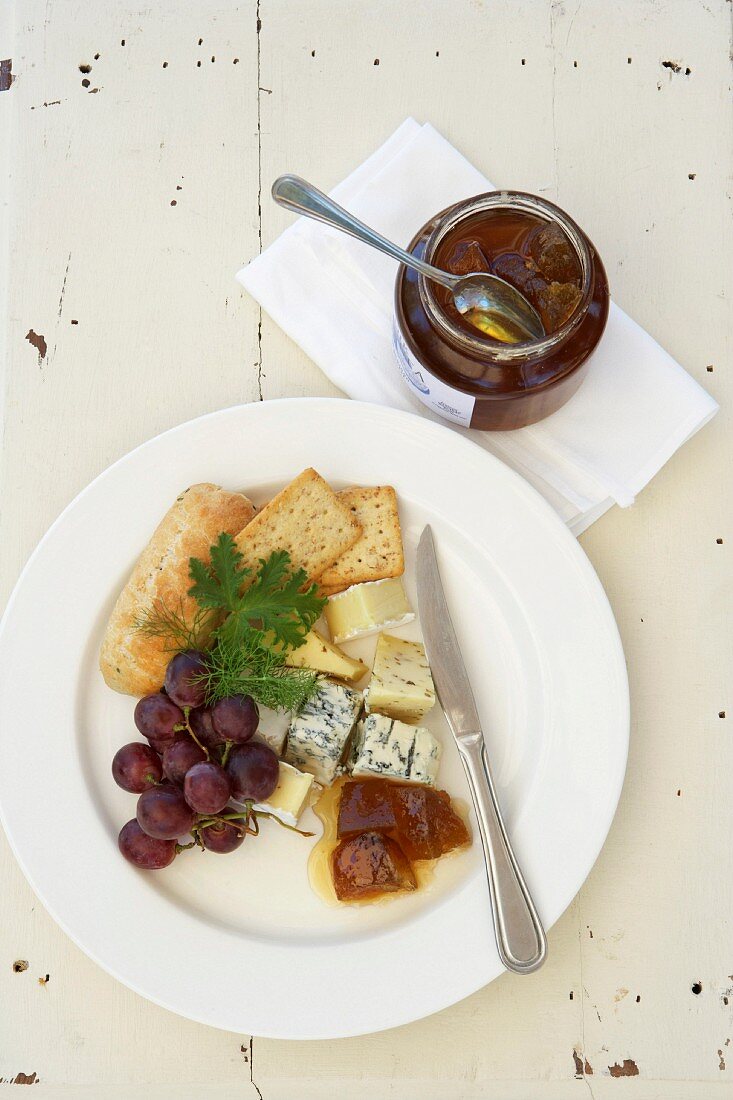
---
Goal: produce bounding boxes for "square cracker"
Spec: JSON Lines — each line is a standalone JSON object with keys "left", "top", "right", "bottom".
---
{"left": 234, "top": 468, "right": 362, "bottom": 582}
{"left": 318, "top": 486, "right": 404, "bottom": 591}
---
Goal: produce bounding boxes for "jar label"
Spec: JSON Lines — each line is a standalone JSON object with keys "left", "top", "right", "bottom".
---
{"left": 392, "top": 319, "right": 476, "bottom": 427}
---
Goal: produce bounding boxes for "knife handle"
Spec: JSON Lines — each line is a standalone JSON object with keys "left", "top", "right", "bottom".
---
{"left": 458, "top": 733, "right": 547, "bottom": 974}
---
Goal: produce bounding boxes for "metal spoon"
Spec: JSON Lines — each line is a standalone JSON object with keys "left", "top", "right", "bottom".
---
{"left": 271, "top": 175, "right": 545, "bottom": 343}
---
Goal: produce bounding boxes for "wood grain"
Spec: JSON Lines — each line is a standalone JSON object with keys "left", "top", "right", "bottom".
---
{"left": 0, "top": 0, "right": 731, "bottom": 1095}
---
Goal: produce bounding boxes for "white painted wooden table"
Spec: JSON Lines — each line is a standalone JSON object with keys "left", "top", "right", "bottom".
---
{"left": 1, "top": 2, "right": 731, "bottom": 1096}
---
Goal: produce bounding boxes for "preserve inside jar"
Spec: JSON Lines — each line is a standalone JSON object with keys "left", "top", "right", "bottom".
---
{"left": 393, "top": 192, "right": 609, "bottom": 431}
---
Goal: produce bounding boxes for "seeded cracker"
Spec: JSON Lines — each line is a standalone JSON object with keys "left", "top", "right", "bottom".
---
{"left": 234, "top": 468, "right": 362, "bottom": 582}
{"left": 318, "top": 486, "right": 404, "bottom": 592}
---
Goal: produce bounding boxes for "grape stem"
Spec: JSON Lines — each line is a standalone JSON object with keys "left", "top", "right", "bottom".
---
{"left": 255, "top": 811, "right": 315, "bottom": 838}
{"left": 182, "top": 706, "right": 210, "bottom": 759}
{"left": 221, "top": 740, "right": 234, "bottom": 767}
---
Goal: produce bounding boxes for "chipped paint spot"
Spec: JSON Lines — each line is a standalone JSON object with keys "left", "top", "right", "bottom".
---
{"left": 692, "top": 981, "right": 703, "bottom": 995}
{"left": 8, "top": 1071, "right": 38, "bottom": 1084}
{"left": 572, "top": 1049, "right": 593, "bottom": 1077}
{"left": 12, "top": 960, "right": 29, "bottom": 973}
{"left": 0, "top": 58, "right": 15, "bottom": 91}
{"left": 608, "top": 1059, "right": 639, "bottom": 1077}
{"left": 614, "top": 987, "right": 629, "bottom": 1002}
{"left": 719, "top": 1049, "right": 726, "bottom": 1071}
{"left": 38, "top": 973, "right": 49, "bottom": 986}
{"left": 25, "top": 330, "right": 47, "bottom": 363}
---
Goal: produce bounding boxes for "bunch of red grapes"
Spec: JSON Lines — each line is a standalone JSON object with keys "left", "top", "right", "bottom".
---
{"left": 114, "top": 651, "right": 280, "bottom": 869}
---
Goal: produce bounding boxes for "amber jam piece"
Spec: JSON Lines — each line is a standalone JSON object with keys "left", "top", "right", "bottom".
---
{"left": 331, "top": 831, "right": 416, "bottom": 902}
{"left": 337, "top": 778, "right": 397, "bottom": 835}
{"left": 330, "top": 778, "right": 468, "bottom": 897}
{"left": 435, "top": 211, "right": 583, "bottom": 339}
{"left": 389, "top": 784, "right": 469, "bottom": 861}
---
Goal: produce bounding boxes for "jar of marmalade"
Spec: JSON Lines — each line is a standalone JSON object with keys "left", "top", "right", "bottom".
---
{"left": 393, "top": 191, "right": 609, "bottom": 430}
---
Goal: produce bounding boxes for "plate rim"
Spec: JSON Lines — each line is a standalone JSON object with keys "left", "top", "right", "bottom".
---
{"left": 0, "top": 398, "right": 629, "bottom": 1038}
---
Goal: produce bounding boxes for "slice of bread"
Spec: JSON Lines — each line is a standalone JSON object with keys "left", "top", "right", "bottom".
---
{"left": 317, "top": 486, "right": 404, "bottom": 592}
{"left": 100, "top": 484, "right": 256, "bottom": 696}
{"left": 234, "top": 468, "right": 362, "bottom": 582}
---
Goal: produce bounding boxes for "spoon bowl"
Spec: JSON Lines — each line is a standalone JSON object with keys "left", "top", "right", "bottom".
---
{"left": 271, "top": 175, "right": 545, "bottom": 344}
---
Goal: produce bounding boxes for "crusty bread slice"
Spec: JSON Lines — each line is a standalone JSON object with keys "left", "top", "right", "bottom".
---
{"left": 99, "top": 484, "right": 256, "bottom": 696}
{"left": 234, "top": 468, "right": 362, "bottom": 582}
{"left": 317, "top": 486, "right": 404, "bottom": 592}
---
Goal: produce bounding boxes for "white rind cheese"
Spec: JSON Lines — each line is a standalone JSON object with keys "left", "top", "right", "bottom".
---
{"left": 253, "top": 761, "right": 314, "bottom": 827}
{"left": 365, "top": 633, "right": 436, "bottom": 723}
{"left": 349, "top": 713, "right": 441, "bottom": 786}
{"left": 323, "top": 577, "right": 415, "bottom": 644}
{"left": 285, "top": 679, "right": 363, "bottom": 785}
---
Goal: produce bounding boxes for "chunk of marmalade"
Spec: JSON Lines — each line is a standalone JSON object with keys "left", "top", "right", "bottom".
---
{"left": 331, "top": 831, "right": 416, "bottom": 901}
{"left": 337, "top": 778, "right": 470, "bottom": 861}
{"left": 338, "top": 778, "right": 396, "bottom": 835}
{"left": 444, "top": 239, "right": 490, "bottom": 277}
{"left": 390, "top": 784, "right": 469, "bottom": 861}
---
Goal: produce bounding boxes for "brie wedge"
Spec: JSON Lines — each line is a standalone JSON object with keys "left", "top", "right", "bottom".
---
{"left": 324, "top": 578, "right": 415, "bottom": 644}
{"left": 253, "top": 761, "right": 314, "bottom": 827}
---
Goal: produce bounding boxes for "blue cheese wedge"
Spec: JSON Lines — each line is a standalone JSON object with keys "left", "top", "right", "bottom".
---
{"left": 365, "top": 633, "right": 436, "bottom": 723}
{"left": 253, "top": 761, "right": 314, "bottom": 827}
{"left": 349, "top": 713, "right": 441, "bottom": 786}
{"left": 285, "top": 679, "right": 363, "bottom": 785}
{"left": 323, "top": 577, "right": 415, "bottom": 644}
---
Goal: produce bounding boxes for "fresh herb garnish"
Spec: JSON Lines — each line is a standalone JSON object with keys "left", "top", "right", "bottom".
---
{"left": 134, "top": 598, "right": 214, "bottom": 652}
{"left": 202, "top": 628, "right": 319, "bottom": 711}
{"left": 190, "top": 536, "right": 323, "bottom": 650}
{"left": 135, "top": 535, "right": 326, "bottom": 712}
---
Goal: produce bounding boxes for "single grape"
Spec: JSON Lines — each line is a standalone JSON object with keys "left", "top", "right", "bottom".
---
{"left": 118, "top": 819, "right": 176, "bottom": 869}
{"left": 184, "top": 761, "right": 231, "bottom": 814}
{"left": 189, "top": 706, "right": 224, "bottom": 749}
{"left": 227, "top": 741, "right": 279, "bottom": 803}
{"left": 112, "top": 742, "right": 162, "bottom": 793}
{"left": 147, "top": 728, "right": 186, "bottom": 755}
{"left": 200, "top": 815, "right": 246, "bottom": 854}
{"left": 164, "top": 650, "right": 208, "bottom": 709}
{"left": 162, "top": 738, "right": 207, "bottom": 785}
{"left": 134, "top": 692, "right": 184, "bottom": 742}
{"left": 211, "top": 694, "right": 259, "bottom": 743}
{"left": 137, "top": 785, "right": 195, "bottom": 840}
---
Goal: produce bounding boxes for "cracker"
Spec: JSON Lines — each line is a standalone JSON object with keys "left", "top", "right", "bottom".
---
{"left": 234, "top": 468, "right": 362, "bottom": 581}
{"left": 318, "top": 486, "right": 404, "bottom": 589}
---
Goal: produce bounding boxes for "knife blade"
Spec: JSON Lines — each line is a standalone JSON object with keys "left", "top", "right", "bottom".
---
{"left": 415, "top": 525, "right": 482, "bottom": 740}
{"left": 416, "top": 524, "right": 547, "bottom": 974}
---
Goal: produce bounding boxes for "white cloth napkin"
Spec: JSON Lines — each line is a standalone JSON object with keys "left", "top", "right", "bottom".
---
{"left": 237, "top": 119, "right": 718, "bottom": 534}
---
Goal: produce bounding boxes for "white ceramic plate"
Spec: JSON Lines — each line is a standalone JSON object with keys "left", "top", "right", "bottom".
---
{"left": 0, "top": 399, "right": 628, "bottom": 1039}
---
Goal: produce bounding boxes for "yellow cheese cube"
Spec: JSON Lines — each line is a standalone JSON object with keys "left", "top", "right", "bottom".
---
{"left": 365, "top": 633, "right": 436, "bottom": 723}
{"left": 285, "top": 628, "right": 367, "bottom": 684}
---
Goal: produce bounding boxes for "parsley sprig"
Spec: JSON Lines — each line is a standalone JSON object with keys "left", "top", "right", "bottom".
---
{"left": 136, "top": 534, "right": 326, "bottom": 712}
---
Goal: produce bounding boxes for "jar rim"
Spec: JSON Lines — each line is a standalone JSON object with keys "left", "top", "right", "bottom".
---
{"left": 419, "top": 190, "right": 594, "bottom": 363}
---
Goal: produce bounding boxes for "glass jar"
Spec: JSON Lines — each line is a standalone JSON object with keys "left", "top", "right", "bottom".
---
{"left": 393, "top": 191, "right": 609, "bottom": 430}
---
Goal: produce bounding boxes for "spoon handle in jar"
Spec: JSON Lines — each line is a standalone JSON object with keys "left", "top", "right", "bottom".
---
{"left": 271, "top": 174, "right": 459, "bottom": 291}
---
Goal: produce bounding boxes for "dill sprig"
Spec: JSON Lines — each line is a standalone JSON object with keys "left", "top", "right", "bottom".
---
{"left": 134, "top": 599, "right": 214, "bottom": 652}
{"left": 201, "top": 628, "right": 319, "bottom": 711}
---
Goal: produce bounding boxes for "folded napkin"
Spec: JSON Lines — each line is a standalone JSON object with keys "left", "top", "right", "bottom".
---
{"left": 237, "top": 119, "right": 717, "bottom": 534}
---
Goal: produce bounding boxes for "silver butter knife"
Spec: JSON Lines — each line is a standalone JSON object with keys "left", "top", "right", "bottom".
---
{"left": 416, "top": 525, "right": 547, "bottom": 974}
